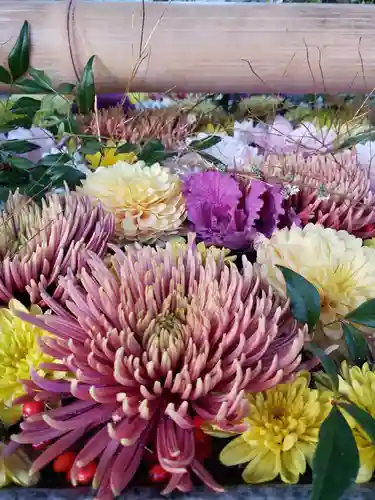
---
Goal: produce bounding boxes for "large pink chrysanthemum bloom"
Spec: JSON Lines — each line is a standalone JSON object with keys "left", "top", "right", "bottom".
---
{"left": 12, "top": 236, "right": 305, "bottom": 499}
{"left": 262, "top": 151, "right": 375, "bottom": 238}
{"left": 0, "top": 189, "right": 115, "bottom": 306}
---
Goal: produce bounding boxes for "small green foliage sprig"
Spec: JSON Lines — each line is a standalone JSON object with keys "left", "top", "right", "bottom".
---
{"left": 0, "top": 21, "right": 97, "bottom": 200}
{"left": 280, "top": 267, "right": 375, "bottom": 500}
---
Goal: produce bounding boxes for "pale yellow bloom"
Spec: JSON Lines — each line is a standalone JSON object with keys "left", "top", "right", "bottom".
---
{"left": 0, "top": 442, "right": 39, "bottom": 487}
{"left": 339, "top": 362, "right": 375, "bottom": 483}
{"left": 220, "top": 373, "right": 331, "bottom": 484}
{"left": 79, "top": 161, "right": 186, "bottom": 243}
{"left": 167, "top": 236, "right": 235, "bottom": 264}
{"left": 257, "top": 224, "right": 375, "bottom": 340}
{"left": 85, "top": 140, "right": 137, "bottom": 169}
{"left": 0, "top": 300, "right": 64, "bottom": 425}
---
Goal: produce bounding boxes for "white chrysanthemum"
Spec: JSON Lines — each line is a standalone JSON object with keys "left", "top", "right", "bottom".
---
{"left": 78, "top": 161, "right": 186, "bottom": 242}
{"left": 256, "top": 224, "right": 375, "bottom": 339}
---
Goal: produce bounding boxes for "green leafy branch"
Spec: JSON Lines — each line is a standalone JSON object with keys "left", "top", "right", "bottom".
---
{"left": 279, "top": 266, "right": 375, "bottom": 500}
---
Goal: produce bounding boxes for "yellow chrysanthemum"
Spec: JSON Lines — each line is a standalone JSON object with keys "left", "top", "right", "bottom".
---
{"left": 220, "top": 373, "right": 332, "bottom": 484}
{"left": 0, "top": 442, "right": 39, "bottom": 487}
{"left": 257, "top": 224, "right": 375, "bottom": 340}
{"left": 85, "top": 140, "right": 137, "bottom": 169}
{"left": 167, "top": 236, "right": 236, "bottom": 264}
{"left": 78, "top": 161, "right": 186, "bottom": 243}
{"left": 127, "top": 93, "right": 148, "bottom": 105}
{"left": 0, "top": 300, "right": 62, "bottom": 425}
{"left": 339, "top": 362, "right": 375, "bottom": 483}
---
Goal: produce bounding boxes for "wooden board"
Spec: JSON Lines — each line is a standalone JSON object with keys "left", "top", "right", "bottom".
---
{"left": 0, "top": 1, "right": 374, "bottom": 94}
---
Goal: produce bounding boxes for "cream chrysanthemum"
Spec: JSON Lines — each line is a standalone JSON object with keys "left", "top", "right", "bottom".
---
{"left": 339, "top": 362, "right": 375, "bottom": 483}
{"left": 219, "top": 373, "right": 332, "bottom": 484}
{"left": 78, "top": 161, "right": 186, "bottom": 242}
{"left": 256, "top": 224, "right": 375, "bottom": 339}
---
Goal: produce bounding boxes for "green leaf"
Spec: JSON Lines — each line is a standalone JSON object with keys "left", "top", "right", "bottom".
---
{"left": 11, "top": 97, "right": 41, "bottom": 119}
{"left": 116, "top": 143, "right": 138, "bottom": 154}
{"left": 345, "top": 299, "right": 375, "bottom": 327}
{"left": 76, "top": 56, "right": 96, "bottom": 114}
{"left": 0, "top": 168, "right": 29, "bottom": 186}
{"left": 8, "top": 21, "right": 30, "bottom": 81}
{"left": 28, "top": 68, "right": 54, "bottom": 93}
{"left": 336, "top": 402, "right": 375, "bottom": 444}
{"left": 15, "top": 78, "right": 50, "bottom": 94}
{"left": 276, "top": 266, "right": 321, "bottom": 329}
{"left": 0, "top": 187, "right": 10, "bottom": 202}
{"left": 0, "top": 66, "right": 11, "bottom": 85}
{"left": 312, "top": 407, "right": 359, "bottom": 500}
{"left": 0, "top": 140, "right": 40, "bottom": 154}
{"left": 49, "top": 165, "right": 85, "bottom": 189}
{"left": 80, "top": 139, "right": 103, "bottom": 155}
{"left": 38, "top": 153, "right": 71, "bottom": 167}
{"left": 140, "top": 140, "right": 165, "bottom": 155}
{"left": 308, "top": 344, "right": 339, "bottom": 391}
{"left": 342, "top": 322, "right": 370, "bottom": 366}
{"left": 189, "top": 135, "right": 222, "bottom": 151}
{"left": 200, "top": 152, "right": 226, "bottom": 169}
{"left": 57, "top": 82, "right": 75, "bottom": 94}
{"left": 7, "top": 156, "right": 35, "bottom": 170}
{"left": 138, "top": 140, "right": 170, "bottom": 164}
{"left": 339, "top": 130, "right": 375, "bottom": 150}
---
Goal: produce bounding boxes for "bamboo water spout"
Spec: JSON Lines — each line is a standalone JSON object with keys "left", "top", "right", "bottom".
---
{"left": 0, "top": 1, "right": 375, "bottom": 94}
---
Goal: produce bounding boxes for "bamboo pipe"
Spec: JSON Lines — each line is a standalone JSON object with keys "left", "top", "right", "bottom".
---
{"left": 1, "top": 1, "right": 375, "bottom": 94}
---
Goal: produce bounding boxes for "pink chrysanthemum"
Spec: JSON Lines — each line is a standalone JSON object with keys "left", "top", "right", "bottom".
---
{"left": 0, "top": 189, "right": 114, "bottom": 305}
{"left": 262, "top": 151, "right": 375, "bottom": 238}
{"left": 12, "top": 237, "right": 305, "bottom": 499}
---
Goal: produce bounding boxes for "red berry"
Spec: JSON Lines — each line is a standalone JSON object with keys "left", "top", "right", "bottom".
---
{"left": 22, "top": 401, "right": 44, "bottom": 418}
{"left": 363, "top": 224, "right": 375, "bottom": 233}
{"left": 193, "top": 416, "right": 205, "bottom": 429}
{"left": 148, "top": 464, "right": 170, "bottom": 483}
{"left": 75, "top": 461, "right": 97, "bottom": 485}
{"left": 53, "top": 451, "right": 77, "bottom": 473}
{"left": 195, "top": 434, "right": 212, "bottom": 461}
{"left": 194, "top": 428, "right": 207, "bottom": 443}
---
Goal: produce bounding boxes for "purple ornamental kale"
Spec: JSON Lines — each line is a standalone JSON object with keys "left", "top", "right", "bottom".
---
{"left": 183, "top": 171, "right": 299, "bottom": 250}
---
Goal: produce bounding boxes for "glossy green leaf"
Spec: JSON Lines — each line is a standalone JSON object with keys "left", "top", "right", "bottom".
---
{"left": 11, "top": 97, "right": 41, "bottom": 119}
{"left": 0, "top": 187, "right": 10, "bottom": 202}
{"left": 0, "top": 168, "right": 30, "bottom": 186}
{"left": 57, "top": 82, "right": 75, "bottom": 94}
{"left": 312, "top": 407, "right": 359, "bottom": 500}
{"left": 0, "top": 66, "right": 11, "bottom": 85}
{"left": 80, "top": 139, "right": 103, "bottom": 155}
{"left": 339, "top": 131, "right": 375, "bottom": 150}
{"left": 76, "top": 56, "right": 96, "bottom": 114}
{"left": 116, "top": 143, "right": 138, "bottom": 154}
{"left": 138, "top": 140, "right": 168, "bottom": 164}
{"left": 8, "top": 21, "right": 30, "bottom": 81}
{"left": 0, "top": 140, "right": 40, "bottom": 154}
{"left": 345, "top": 299, "right": 375, "bottom": 327}
{"left": 38, "top": 153, "right": 71, "bottom": 167}
{"left": 276, "top": 266, "right": 321, "bottom": 329}
{"left": 189, "top": 135, "right": 222, "bottom": 151}
{"left": 308, "top": 344, "right": 339, "bottom": 391}
{"left": 48, "top": 165, "right": 85, "bottom": 189}
{"left": 15, "top": 78, "right": 49, "bottom": 94}
{"left": 337, "top": 403, "right": 375, "bottom": 444}
{"left": 342, "top": 322, "right": 370, "bottom": 366}
{"left": 7, "top": 156, "right": 34, "bottom": 170}
{"left": 28, "top": 67, "right": 54, "bottom": 93}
